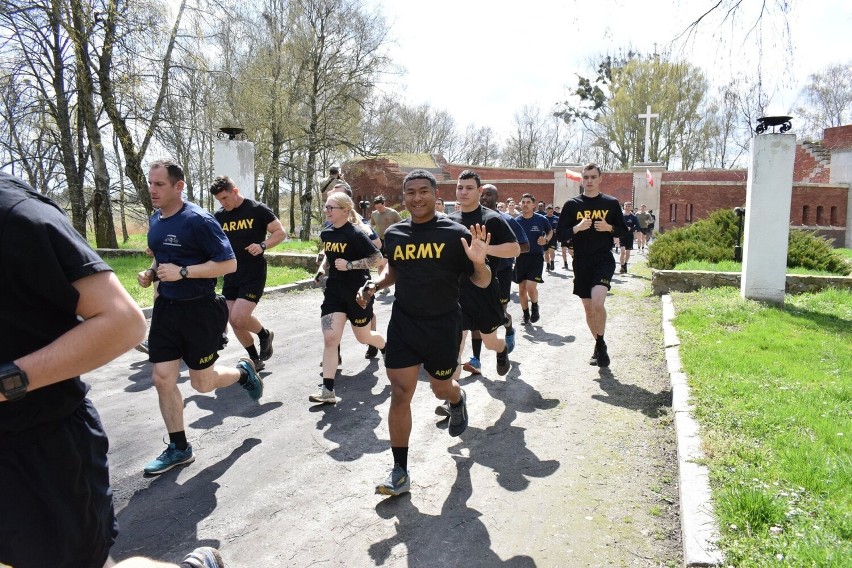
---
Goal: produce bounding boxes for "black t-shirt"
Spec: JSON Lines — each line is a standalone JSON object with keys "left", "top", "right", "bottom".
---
{"left": 450, "top": 205, "right": 517, "bottom": 299}
{"left": 385, "top": 216, "right": 474, "bottom": 317}
{"left": 214, "top": 199, "right": 277, "bottom": 266}
{"left": 320, "top": 222, "right": 379, "bottom": 287}
{"left": 0, "top": 173, "right": 111, "bottom": 433}
{"left": 556, "top": 193, "right": 628, "bottom": 257}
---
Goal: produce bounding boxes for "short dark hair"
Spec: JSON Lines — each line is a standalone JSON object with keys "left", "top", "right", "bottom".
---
{"left": 458, "top": 169, "right": 481, "bottom": 187}
{"left": 403, "top": 169, "right": 437, "bottom": 189}
{"left": 330, "top": 182, "right": 352, "bottom": 198}
{"left": 435, "top": 198, "right": 444, "bottom": 205}
{"left": 583, "top": 163, "right": 602, "bottom": 176}
{"left": 373, "top": 195, "right": 385, "bottom": 204}
{"left": 521, "top": 193, "right": 535, "bottom": 202}
{"left": 149, "top": 159, "right": 184, "bottom": 184}
{"left": 209, "top": 175, "right": 235, "bottom": 195}
{"left": 329, "top": 166, "right": 340, "bottom": 176}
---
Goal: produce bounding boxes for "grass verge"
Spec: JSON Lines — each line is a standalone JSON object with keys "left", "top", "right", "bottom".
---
{"left": 103, "top": 254, "right": 312, "bottom": 308}
{"left": 671, "top": 287, "right": 851, "bottom": 566}
{"left": 673, "top": 258, "right": 852, "bottom": 276}
{"left": 89, "top": 234, "right": 319, "bottom": 254}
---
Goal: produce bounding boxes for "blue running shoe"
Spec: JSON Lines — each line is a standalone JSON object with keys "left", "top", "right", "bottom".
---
{"left": 505, "top": 328, "right": 516, "bottom": 354}
{"left": 237, "top": 358, "right": 263, "bottom": 400}
{"left": 375, "top": 464, "right": 411, "bottom": 496}
{"left": 462, "top": 357, "right": 481, "bottom": 375}
{"left": 144, "top": 442, "right": 194, "bottom": 475}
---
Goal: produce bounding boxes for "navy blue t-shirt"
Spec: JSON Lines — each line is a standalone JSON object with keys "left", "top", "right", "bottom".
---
{"left": 148, "top": 201, "right": 235, "bottom": 300}
{"left": 514, "top": 213, "right": 551, "bottom": 255}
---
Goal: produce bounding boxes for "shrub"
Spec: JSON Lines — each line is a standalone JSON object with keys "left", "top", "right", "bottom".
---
{"left": 647, "top": 209, "right": 850, "bottom": 275}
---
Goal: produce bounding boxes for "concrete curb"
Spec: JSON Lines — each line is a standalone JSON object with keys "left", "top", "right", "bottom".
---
{"left": 662, "top": 294, "right": 725, "bottom": 567}
{"left": 140, "top": 279, "right": 317, "bottom": 320}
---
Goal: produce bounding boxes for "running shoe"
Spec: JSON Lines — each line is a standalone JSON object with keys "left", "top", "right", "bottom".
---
{"left": 375, "top": 464, "right": 410, "bottom": 496}
{"left": 308, "top": 386, "right": 337, "bottom": 404}
{"left": 252, "top": 358, "right": 265, "bottom": 372}
{"left": 505, "top": 328, "right": 516, "bottom": 354}
{"left": 462, "top": 356, "right": 482, "bottom": 375}
{"left": 259, "top": 330, "right": 275, "bottom": 361}
{"left": 182, "top": 547, "right": 225, "bottom": 568}
{"left": 589, "top": 345, "right": 599, "bottom": 366}
{"left": 134, "top": 340, "right": 149, "bottom": 354}
{"left": 448, "top": 389, "right": 468, "bottom": 437}
{"left": 435, "top": 401, "right": 451, "bottom": 417}
{"left": 496, "top": 346, "right": 510, "bottom": 376}
{"left": 596, "top": 341, "right": 610, "bottom": 368}
{"left": 365, "top": 345, "right": 379, "bottom": 359}
{"left": 144, "top": 442, "right": 194, "bottom": 475}
{"left": 522, "top": 311, "right": 530, "bottom": 325}
{"left": 530, "top": 303, "right": 540, "bottom": 323}
{"left": 237, "top": 358, "right": 263, "bottom": 400}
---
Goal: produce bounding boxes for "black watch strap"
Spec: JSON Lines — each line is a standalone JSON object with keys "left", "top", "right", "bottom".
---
{"left": 0, "top": 361, "right": 29, "bottom": 402}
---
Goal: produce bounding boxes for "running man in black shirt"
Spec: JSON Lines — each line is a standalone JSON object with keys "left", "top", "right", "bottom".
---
{"left": 357, "top": 169, "right": 491, "bottom": 497}
{"left": 212, "top": 176, "right": 286, "bottom": 371}
{"left": 556, "top": 163, "right": 628, "bottom": 367}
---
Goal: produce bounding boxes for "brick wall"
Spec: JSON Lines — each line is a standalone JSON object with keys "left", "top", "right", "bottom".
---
{"left": 823, "top": 125, "right": 852, "bottom": 150}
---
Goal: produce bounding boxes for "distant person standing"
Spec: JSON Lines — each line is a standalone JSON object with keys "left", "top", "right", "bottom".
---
{"left": 138, "top": 159, "right": 263, "bottom": 476}
{"left": 211, "top": 176, "right": 286, "bottom": 371}
{"left": 635, "top": 205, "right": 652, "bottom": 252}
{"left": 358, "top": 169, "right": 492, "bottom": 497}
{"left": 544, "top": 204, "right": 560, "bottom": 271}
{"left": 513, "top": 193, "right": 552, "bottom": 325}
{"left": 556, "top": 163, "right": 628, "bottom": 368}
{"left": 319, "top": 165, "right": 347, "bottom": 200}
{"left": 435, "top": 198, "right": 448, "bottom": 217}
{"left": 619, "top": 202, "right": 639, "bottom": 274}
{"left": 370, "top": 195, "right": 403, "bottom": 253}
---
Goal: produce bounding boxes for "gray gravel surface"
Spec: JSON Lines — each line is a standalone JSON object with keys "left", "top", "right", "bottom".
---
{"left": 93, "top": 252, "right": 681, "bottom": 567}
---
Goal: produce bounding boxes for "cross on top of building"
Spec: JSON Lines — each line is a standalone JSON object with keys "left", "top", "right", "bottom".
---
{"left": 638, "top": 105, "right": 659, "bottom": 163}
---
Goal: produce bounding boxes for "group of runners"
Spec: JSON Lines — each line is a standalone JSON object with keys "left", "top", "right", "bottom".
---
{"left": 1, "top": 160, "right": 636, "bottom": 567}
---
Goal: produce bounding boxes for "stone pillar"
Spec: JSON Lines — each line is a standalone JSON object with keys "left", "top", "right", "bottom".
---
{"left": 553, "top": 163, "right": 582, "bottom": 207}
{"left": 741, "top": 134, "right": 796, "bottom": 304}
{"left": 631, "top": 163, "right": 663, "bottom": 226}
{"left": 214, "top": 131, "right": 255, "bottom": 199}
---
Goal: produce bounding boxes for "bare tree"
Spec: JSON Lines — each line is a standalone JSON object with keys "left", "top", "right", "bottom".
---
{"left": 794, "top": 62, "right": 852, "bottom": 141}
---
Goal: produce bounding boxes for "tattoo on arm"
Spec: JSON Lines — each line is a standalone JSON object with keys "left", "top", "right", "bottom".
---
{"left": 349, "top": 252, "right": 383, "bottom": 270}
{"left": 320, "top": 314, "right": 334, "bottom": 331}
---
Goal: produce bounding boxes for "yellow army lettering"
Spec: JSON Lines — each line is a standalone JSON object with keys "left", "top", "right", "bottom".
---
{"left": 353, "top": 317, "right": 368, "bottom": 325}
{"left": 324, "top": 242, "right": 348, "bottom": 253}
{"left": 221, "top": 219, "right": 255, "bottom": 232}
{"left": 575, "top": 210, "right": 610, "bottom": 221}
{"left": 392, "top": 242, "right": 446, "bottom": 261}
{"left": 433, "top": 368, "right": 453, "bottom": 377}
{"left": 198, "top": 353, "right": 215, "bottom": 365}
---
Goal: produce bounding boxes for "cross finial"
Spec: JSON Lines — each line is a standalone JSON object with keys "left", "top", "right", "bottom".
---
{"left": 637, "top": 105, "right": 659, "bottom": 163}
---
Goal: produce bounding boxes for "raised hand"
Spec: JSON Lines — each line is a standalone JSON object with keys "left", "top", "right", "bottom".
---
{"left": 462, "top": 223, "right": 491, "bottom": 265}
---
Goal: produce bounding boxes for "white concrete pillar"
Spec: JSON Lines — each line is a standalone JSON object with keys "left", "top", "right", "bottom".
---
{"left": 553, "top": 164, "right": 582, "bottom": 207}
{"left": 632, "top": 163, "right": 663, "bottom": 229}
{"left": 741, "top": 134, "right": 796, "bottom": 304}
{"left": 214, "top": 135, "right": 255, "bottom": 199}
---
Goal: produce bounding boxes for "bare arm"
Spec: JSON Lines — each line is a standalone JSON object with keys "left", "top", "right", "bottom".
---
{"left": 3, "top": 271, "right": 146, "bottom": 401}
{"left": 334, "top": 251, "right": 383, "bottom": 271}
{"left": 156, "top": 258, "right": 237, "bottom": 281}
{"left": 245, "top": 218, "right": 287, "bottom": 256}
{"left": 487, "top": 241, "right": 520, "bottom": 259}
{"left": 356, "top": 262, "right": 397, "bottom": 307}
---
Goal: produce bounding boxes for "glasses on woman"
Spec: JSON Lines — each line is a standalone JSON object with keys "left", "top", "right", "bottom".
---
{"left": 324, "top": 205, "right": 344, "bottom": 211}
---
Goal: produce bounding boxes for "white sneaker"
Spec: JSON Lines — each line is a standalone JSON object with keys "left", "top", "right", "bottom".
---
{"left": 309, "top": 386, "right": 337, "bottom": 404}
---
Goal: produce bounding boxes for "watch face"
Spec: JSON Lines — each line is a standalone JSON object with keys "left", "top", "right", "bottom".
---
{"left": 1, "top": 375, "right": 23, "bottom": 390}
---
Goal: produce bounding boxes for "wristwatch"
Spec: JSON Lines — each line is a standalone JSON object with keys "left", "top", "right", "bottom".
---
{"left": 180, "top": 266, "right": 189, "bottom": 279}
{"left": 259, "top": 242, "right": 267, "bottom": 251}
{"left": 0, "top": 361, "right": 29, "bottom": 401}
{"left": 146, "top": 268, "right": 159, "bottom": 282}
{"left": 346, "top": 261, "right": 353, "bottom": 271}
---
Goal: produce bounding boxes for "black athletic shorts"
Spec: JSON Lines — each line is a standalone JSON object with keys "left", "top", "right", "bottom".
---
{"left": 222, "top": 262, "right": 267, "bottom": 303}
{"left": 379, "top": 238, "right": 388, "bottom": 258}
{"left": 572, "top": 252, "right": 616, "bottom": 298}
{"left": 460, "top": 279, "right": 504, "bottom": 334}
{"left": 149, "top": 294, "right": 229, "bottom": 370}
{"left": 384, "top": 303, "right": 462, "bottom": 379}
{"left": 496, "top": 267, "right": 513, "bottom": 305}
{"left": 513, "top": 252, "right": 544, "bottom": 284}
{"left": 547, "top": 236, "right": 558, "bottom": 250}
{"left": 0, "top": 399, "right": 117, "bottom": 568}
{"left": 619, "top": 233, "right": 634, "bottom": 250}
{"left": 321, "top": 279, "right": 374, "bottom": 327}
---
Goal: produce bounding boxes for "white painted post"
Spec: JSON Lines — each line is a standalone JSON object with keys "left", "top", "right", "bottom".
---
{"left": 741, "top": 134, "right": 796, "bottom": 304}
{"left": 214, "top": 135, "right": 255, "bottom": 199}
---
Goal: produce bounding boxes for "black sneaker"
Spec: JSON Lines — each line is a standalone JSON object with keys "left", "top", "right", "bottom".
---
{"left": 252, "top": 358, "right": 265, "bottom": 372}
{"left": 365, "top": 345, "right": 379, "bottom": 359}
{"left": 496, "top": 346, "right": 510, "bottom": 376}
{"left": 448, "top": 389, "right": 468, "bottom": 437}
{"left": 596, "top": 342, "right": 610, "bottom": 367}
{"left": 522, "top": 310, "right": 530, "bottom": 325}
{"left": 530, "top": 303, "right": 540, "bottom": 323}
{"left": 589, "top": 345, "right": 599, "bottom": 366}
{"left": 259, "top": 330, "right": 274, "bottom": 361}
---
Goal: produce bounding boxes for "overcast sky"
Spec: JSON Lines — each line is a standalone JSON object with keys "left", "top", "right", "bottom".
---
{"left": 368, "top": 0, "right": 852, "bottom": 138}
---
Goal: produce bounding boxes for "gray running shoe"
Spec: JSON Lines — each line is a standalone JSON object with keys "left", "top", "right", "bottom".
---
{"left": 309, "top": 386, "right": 337, "bottom": 404}
{"left": 259, "top": 330, "right": 274, "bottom": 361}
{"left": 134, "top": 340, "right": 149, "bottom": 354}
{"left": 182, "top": 546, "right": 225, "bottom": 568}
{"left": 375, "top": 464, "right": 410, "bottom": 496}
{"left": 448, "top": 389, "right": 468, "bottom": 437}
{"left": 589, "top": 345, "right": 599, "bottom": 366}
{"left": 435, "top": 400, "right": 451, "bottom": 417}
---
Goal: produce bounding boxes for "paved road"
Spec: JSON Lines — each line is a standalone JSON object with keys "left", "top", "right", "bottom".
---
{"left": 94, "top": 254, "right": 681, "bottom": 567}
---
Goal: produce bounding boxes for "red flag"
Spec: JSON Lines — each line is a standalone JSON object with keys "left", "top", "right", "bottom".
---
{"left": 646, "top": 169, "right": 654, "bottom": 187}
{"left": 566, "top": 169, "right": 582, "bottom": 182}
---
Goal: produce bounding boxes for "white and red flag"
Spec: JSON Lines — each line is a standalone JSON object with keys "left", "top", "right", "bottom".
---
{"left": 646, "top": 169, "right": 654, "bottom": 187}
{"left": 566, "top": 169, "right": 582, "bottom": 183}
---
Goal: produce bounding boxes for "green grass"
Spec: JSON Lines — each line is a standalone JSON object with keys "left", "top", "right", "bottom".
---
{"left": 102, "top": 254, "right": 311, "bottom": 308}
{"left": 90, "top": 233, "right": 319, "bottom": 254}
{"left": 673, "top": 259, "right": 852, "bottom": 276}
{"left": 671, "top": 287, "right": 852, "bottom": 566}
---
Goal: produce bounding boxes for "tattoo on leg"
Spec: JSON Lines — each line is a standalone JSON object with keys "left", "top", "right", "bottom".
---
{"left": 321, "top": 314, "right": 334, "bottom": 332}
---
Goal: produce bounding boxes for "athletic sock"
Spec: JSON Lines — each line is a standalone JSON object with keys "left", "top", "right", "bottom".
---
{"left": 523, "top": 309, "right": 530, "bottom": 319}
{"left": 472, "top": 338, "right": 482, "bottom": 359}
{"left": 169, "top": 431, "right": 189, "bottom": 451}
{"left": 238, "top": 367, "right": 249, "bottom": 385}
{"left": 258, "top": 328, "right": 270, "bottom": 341}
{"left": 392, "top": 447, "right": 409, "bottom": 471}
{"left": 380, "top": 346, "right": 386, "bottom": 356}
{"left": 596, "top": 334, "right": 605, "bottom": 345}
{"left": 246, "top": 345, "right": 260, "bottom": 360}
{"left": 323, "top": 378, "right": 335, "bottom": 392}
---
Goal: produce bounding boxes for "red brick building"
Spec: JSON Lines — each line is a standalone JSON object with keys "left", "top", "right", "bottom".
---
{"left": 343, "top": 125, "right": 852, "bottom": 247}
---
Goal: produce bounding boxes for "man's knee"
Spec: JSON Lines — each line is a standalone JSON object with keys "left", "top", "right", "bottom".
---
{"left": 188, "top": 367, "right": 217, "bottom": 393}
